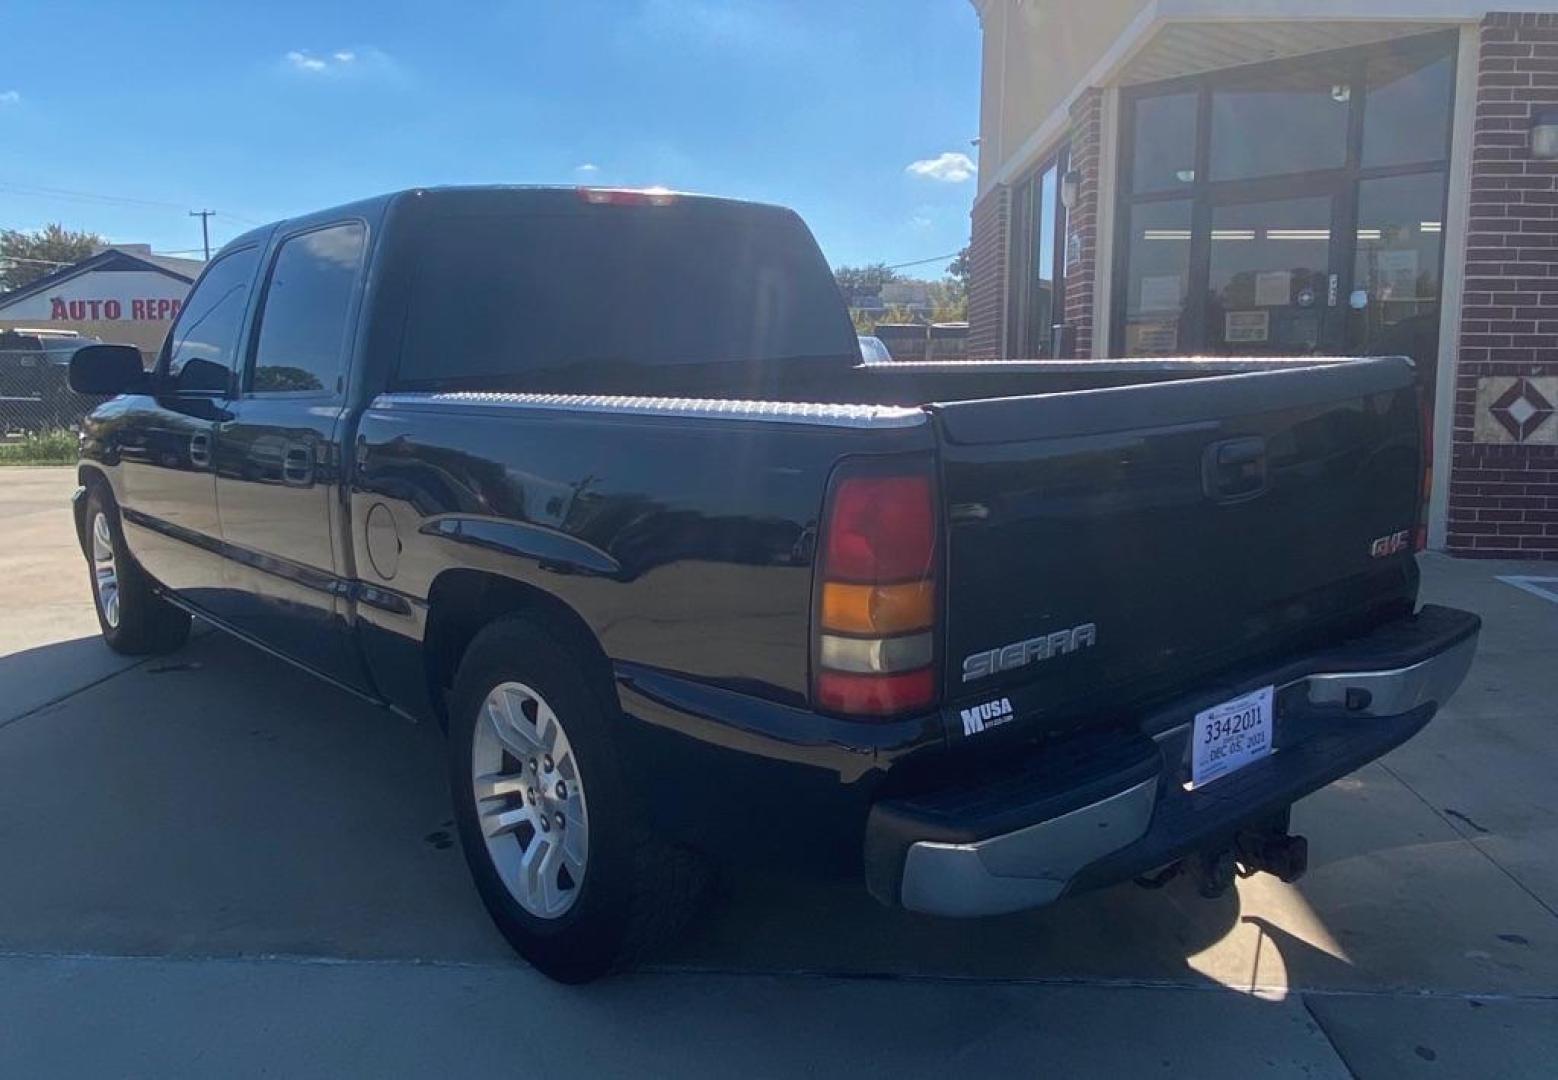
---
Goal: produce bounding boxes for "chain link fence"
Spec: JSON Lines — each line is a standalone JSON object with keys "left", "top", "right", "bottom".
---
{"left": 0, "top": 336, "right": 111, "bottom": 463}
{"left": 1, "top": 337, "right": 110, "bottom": 435}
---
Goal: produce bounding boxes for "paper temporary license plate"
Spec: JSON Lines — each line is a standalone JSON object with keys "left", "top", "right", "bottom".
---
{"left": 1189, "top": 686, "right": 1273, "bottom": 790}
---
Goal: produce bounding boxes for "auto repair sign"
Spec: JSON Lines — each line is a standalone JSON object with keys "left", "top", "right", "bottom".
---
{"left": 0, "top": 270, "right": 188, "bottom": 323}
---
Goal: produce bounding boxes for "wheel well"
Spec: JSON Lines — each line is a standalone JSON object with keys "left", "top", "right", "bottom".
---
{"left": 422, "top": 569, "right": 614, "bottom": 725}
{"left": 74, "top": 465, "right": 110, "bottom": 556}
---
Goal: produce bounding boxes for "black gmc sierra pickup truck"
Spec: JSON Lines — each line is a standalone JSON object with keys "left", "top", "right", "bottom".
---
{"left": 68, "top": 186, "right": 1479, "bottom": 982}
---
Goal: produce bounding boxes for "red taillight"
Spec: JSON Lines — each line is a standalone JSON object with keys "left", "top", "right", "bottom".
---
{"left": 812, "top": 463, "right": 939, "bottom": 719}
{"left": 824, "top": 475, "right": 935, "bottom": 582}
{"left": 577, "top": 186, "right": 678, "bottom": 207}
{"left": 816, "top": 670, "right": 937, "bottom": 717}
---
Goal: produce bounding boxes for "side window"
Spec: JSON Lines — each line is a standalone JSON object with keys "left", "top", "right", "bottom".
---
{"left": 165, "top": 246, "right": 260, "bottom": 393}
{"left": 250, "top": 223, "right": 366, "bottom": 394}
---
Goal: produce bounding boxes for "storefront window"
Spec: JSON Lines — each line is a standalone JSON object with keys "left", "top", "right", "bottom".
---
{"left": 1210, "top": 64, "right": 1352, "bottom": 181}
{"left": 1132, "top": 93, "right": 1198, "bottom": 193}
{"left": 1007, "top": 149, "right": 1068, "bottom": 356}
{"left": 1350, "top": 170, "right": 1447, "bottom": 373}
{"left": 1113, "top": 32, "right": 1455, "bottom": 379}
{"left": 1122, "top": 200, "right": 1192, "bottom": 355}
{"left": 1362, "top": 53, "right": 1455, "bottom": 167}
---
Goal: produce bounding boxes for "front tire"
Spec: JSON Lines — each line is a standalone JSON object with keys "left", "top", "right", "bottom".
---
{"left": 448, "top": 616, "right": 705, "bottom": 983}
{"left": 84, "top": 486, "right": 191, "bottom": 656}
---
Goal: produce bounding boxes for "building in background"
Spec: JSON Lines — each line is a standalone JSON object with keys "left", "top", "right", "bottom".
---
{"left": 966, "top": 2, "right": 1558, "bottom": 558}
{"left": 0, "top": 244, "right": 202, "bottom": 363}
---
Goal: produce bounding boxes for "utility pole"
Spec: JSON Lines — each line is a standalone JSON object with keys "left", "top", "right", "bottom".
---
{"left": 189, "top": 210, "right": 214, "bottom": 260}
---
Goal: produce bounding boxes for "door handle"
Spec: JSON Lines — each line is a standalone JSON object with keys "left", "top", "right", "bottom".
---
{"left": 283, "top": 445, "right": 313, "bottom": 486}
{"left": 189, "top": 432, "right": 211, "bottom": 469}
{"left": 1202, "top": 436, "right": 1268, "bottom": 503}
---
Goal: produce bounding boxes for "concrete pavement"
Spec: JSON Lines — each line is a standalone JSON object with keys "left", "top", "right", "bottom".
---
{"left": 2, "top": 465, "right": 1556, "bottom": 1076}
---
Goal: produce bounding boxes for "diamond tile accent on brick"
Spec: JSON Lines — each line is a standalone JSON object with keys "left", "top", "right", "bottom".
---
{"left": 1491, "top": 379, "right": 1555, "bottom": 443}
{"left": 1475, "top": 377, "right": 1558, "bottom": 446}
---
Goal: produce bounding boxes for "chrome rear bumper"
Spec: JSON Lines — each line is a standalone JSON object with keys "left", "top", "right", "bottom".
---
{"left": 883, "top": 618, "right": 1479, "bottom": 918}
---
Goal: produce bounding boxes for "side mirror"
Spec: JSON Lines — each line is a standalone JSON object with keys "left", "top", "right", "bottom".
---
{"left": 174, "top": 356, "right": 233, "bottom": 395}
{"left": 69, "top": 344, "right": 149, "bottom": 395}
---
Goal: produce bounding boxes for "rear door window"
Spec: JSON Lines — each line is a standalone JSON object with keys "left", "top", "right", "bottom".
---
{"left": 395, "top": 207, "right": 853, "bottom": 389}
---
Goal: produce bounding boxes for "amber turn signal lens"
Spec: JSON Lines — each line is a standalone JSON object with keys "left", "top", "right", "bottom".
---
{"left": 820, "top": 580, "right": 935, "bottom": 636}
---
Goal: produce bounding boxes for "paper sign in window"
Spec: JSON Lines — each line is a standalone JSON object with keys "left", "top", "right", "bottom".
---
{"left": 1225, "top": 310, "right": 1270, "bottom": 344}
{"left": 1127, "top": 320, "right": 1179, "bottom": 353}
{"left": 1138, "top": 274, "right": 1183, "bottom": 313}
{"left": 1254, "top": 270, "right": 1292, "bottom": 307}
{"left": 1374, "top": 249, "right": 1420, "bottom": 298}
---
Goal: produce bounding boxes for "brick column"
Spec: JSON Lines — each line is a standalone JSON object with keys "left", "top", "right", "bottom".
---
{"left": 1447, "top": 13, "right": 1558, "bottom": 559}
{"left": 1063, "top": 89, "right": 1104, "bottom": 359}
{"left": 966, "top": 186, "right": 1010, "bottom": 358}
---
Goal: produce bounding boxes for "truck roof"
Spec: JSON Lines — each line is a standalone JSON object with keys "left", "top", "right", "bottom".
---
{"left": 217, "top": 185, "right": 799, "bottom": 261}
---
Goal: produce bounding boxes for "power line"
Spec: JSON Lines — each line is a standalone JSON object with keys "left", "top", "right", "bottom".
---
{"left": 883, "top": 251, "right": 962, "bottom": 271}
{"left": 0, "top": 179, "right": 186, "bottom": 212}
{"left": 0, "top": 178, "right": 264, "bottom": 226}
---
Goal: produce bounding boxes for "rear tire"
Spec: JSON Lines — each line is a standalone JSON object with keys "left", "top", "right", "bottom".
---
{"left": 448, "top": 616, "right": 706, "bottom": 983}
{"left": 84, "top": 486, "right": 191, "bottom": 656}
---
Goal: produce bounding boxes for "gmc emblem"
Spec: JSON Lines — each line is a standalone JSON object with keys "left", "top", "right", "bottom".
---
{"left": 1370, "top": 530, "right": 1411, "bottom": 559}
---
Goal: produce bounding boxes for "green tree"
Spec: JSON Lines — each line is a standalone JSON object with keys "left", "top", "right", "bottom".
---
{"left": 0, "top": 224, "right": 105, "bottom": 292}
{"left": 833, "top": 263, "right": 902, "bottom": 294}
{"left": 947, "top": 244, "right": 971, "bottom": 292}
{"left": 927, "top": 279, "right": 967, "bottom": 323}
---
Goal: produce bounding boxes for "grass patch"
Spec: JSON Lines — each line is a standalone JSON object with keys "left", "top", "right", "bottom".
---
{"left": 0, "top": 429, "right": 77, "bottom": 465}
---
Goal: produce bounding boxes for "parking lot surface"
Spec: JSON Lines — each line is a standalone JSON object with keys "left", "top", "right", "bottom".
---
{"left": 2, "top": 466, "right": 1556, "bottom": 1076}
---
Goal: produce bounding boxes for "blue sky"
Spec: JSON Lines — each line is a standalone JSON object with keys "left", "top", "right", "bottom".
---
{"left": 0, "top": 0, "right": 981, "bottom": 275}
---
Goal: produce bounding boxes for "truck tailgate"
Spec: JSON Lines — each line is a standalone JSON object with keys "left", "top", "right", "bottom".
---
{"left": 932, "top": 357, "right": 1424, "bottom": 737}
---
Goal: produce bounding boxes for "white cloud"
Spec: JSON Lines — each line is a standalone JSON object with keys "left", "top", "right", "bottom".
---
{"left": 285, "top": 50, "right": 328, "bottom": 72}
{"left": 906, "top": 152, "right": 976, "bottom": 183}
{"left": 0, "top": 90, "right": 21, "bottom": 105}
{"left": 575, "top": 163, "right": 600, "bottom": 175}
{"left": 282, "top": 47, "right": 391, "bottom": 77}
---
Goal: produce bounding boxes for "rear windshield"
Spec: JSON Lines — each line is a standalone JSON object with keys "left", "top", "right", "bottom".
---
{"left": 396, "top": 206, "right": 854, "bottom": 389}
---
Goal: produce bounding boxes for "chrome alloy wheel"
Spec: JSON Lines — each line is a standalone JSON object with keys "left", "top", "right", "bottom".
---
{"left": 91, "top": 511, "right": 120, "bottom": 629}
{"left": 471, "top": 681, "right": 589, "bottom": 919}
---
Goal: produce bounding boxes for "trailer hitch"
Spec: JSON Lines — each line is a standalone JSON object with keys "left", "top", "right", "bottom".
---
{"left": 1157, "top": 823, "right": 1309, "bottom": 900}
{"left": 1235, "top": 830, "right": 1309, "bottom": 884}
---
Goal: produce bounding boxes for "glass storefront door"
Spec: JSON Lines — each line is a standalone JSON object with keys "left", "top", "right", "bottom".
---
{"left": 1206, "top": 194, "right": 1340, "bottom": 356}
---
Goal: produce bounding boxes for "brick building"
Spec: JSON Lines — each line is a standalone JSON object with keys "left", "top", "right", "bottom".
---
{"left": 966, "top": 2, "right": 1558, "bottom": 558}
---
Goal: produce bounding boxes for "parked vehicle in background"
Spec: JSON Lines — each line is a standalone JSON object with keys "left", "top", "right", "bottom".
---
{"left": 70, "top": 185, "right": 1479, "bottom": 984}
{"left": 0, "top": 328, "right": 103, "bottom": 432}
{"left": 857, "top": 334, "right": 892, "bottom": 364}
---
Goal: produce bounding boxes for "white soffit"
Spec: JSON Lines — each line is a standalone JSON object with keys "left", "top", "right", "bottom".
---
{"left": 1120, "top": 21, "right": 1452, "bottom": 84}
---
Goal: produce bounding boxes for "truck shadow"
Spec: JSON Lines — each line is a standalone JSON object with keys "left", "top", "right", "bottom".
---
{"left": 0, "top": 633, "right": 143, "bottom": 729}
{"left": 0, "top": 628, "right": 1362, "bottom": 998}
{"left": 655, "top": 856, "right": 1361, "bottom": 997}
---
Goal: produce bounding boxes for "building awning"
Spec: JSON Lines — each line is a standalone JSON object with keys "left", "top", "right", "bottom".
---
{"left": 1121, "top": 20, "right": 1453, "bottom": 85}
